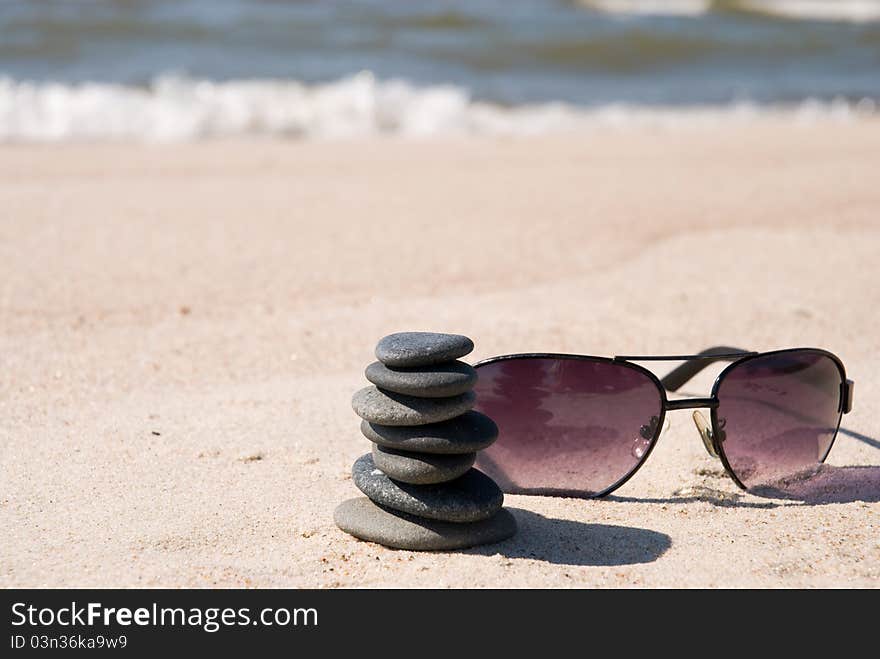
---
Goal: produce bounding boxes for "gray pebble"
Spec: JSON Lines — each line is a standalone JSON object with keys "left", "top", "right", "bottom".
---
{"left": 365, "top": 360, "right": 477, "bottom": 398}
{"left": 334, "top": 497, "right": 516, "bottom": 551}
{"left": 352, "top": 386, "right": 475, "bottom": 426}
{"left": 352, "top": 453, "right": 503, "bottom": 523}
{"left": 372, "top": 444, "right": 476, "bottom": 485}
{"left": 376, "top": 332, "right": 474, "bottom": 368}
{"left": 361, "top": 411, "right": 498, "bottom": 454}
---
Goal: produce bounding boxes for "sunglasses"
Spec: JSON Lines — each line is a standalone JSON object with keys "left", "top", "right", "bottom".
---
{"left": 471, "top": 347, "right": 854, "bottom": 497}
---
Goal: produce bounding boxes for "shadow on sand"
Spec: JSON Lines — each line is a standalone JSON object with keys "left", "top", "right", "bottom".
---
{"left": 609, "top": 464, "right": 880, "bottom": 508}
{"left": 745, "top": 426, "right": 880, "bottom": 504}
{"left": 470, "top": 508, "right": 671, "bottom": 566}
{"left": 610, "top": 425, "right": 880, "bottom": 507}
{"left": 838, "top": 427, "right": 880, "bottom": 450}
{"left": 749, "top": 464, "right": 880, "bottom": 504}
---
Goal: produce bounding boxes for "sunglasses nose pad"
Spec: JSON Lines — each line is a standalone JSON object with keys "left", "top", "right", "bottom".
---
{"left": 692, "top": 411, "right": 720, "bottom": 459}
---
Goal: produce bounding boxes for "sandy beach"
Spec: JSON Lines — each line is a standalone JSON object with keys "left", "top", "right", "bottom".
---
{"left": 1, "top": 118, "right": 878, "bottom": 587}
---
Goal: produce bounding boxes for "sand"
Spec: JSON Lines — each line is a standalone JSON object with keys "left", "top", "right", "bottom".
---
{"left": 1, "top": 119, "right": 878, "bottom": 588}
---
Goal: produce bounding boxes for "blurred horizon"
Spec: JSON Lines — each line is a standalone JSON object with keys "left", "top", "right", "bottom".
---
{"left": 1, "top": 0, "right": 879, "bottom": 140}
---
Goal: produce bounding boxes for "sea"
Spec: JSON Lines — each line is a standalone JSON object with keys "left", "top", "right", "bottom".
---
{"left": 1, "top": 0, "right": 878, "bottom": 140}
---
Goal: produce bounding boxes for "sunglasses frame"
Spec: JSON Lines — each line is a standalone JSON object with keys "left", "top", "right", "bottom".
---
{"left": 472, "top": 347, "right": 854, "bottom": 497}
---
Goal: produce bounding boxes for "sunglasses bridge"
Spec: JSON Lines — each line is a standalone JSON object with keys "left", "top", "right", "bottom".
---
{"left": 615, "top": 349, "right": 753, "bottom": 462}
{"left": 662, "top": 397, "right": 723, "bottom": 459}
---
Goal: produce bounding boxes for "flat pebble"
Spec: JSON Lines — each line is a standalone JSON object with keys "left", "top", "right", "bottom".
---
{"left": 375, "top": 332, "right": 474, "bottom": 368}
{"left": 372, "top": 444, "right": 476, "bottom": 485}
{"left": 334, "top": 497, "right": 517, "bottom": 551}
{"left": 352, "top": 386, "right": 475, "bottom": 426}
{"left": 365, "top": 360, "right": 477, "bottom": 398}
{"left": 361, "top": 411, "right": 498, "bottom": 454}
{"left": 352, "top": 453, "right": 503, "bottom": 523}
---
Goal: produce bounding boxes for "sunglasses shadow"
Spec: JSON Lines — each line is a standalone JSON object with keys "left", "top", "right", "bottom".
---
{"left": 608, "top": 464, "right": 880, "bottom": 507}
{"left": 467, "top": 508, "right": 671, "bottom": 567}
{"left": 749, "top": 464, "right": 880, "bottom": 504}
{"left": 838, "top": 426, "right": 880, "bottom": 451}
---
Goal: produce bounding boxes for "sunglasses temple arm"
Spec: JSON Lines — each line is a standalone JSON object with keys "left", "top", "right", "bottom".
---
{"left": 659, "top": 346, "right": 753, "bottom": 392}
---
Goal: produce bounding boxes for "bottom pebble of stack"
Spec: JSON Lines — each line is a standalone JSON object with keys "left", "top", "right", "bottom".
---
{"left": 334, "top": 497, "right": 517, "bottom": 551}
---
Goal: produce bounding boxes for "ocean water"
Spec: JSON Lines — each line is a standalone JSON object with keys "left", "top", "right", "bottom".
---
{"left": 1, "top": 0, "right": 878, "bottom": 140}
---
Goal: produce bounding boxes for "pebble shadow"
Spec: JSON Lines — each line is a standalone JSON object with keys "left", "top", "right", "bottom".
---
{"left": 470, "top": 508, "right": 671, "bottom": 566}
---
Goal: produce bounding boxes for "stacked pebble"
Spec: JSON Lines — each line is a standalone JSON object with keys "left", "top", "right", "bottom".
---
{"left": 334, "top": 331, "right": 517, "bottom": 550}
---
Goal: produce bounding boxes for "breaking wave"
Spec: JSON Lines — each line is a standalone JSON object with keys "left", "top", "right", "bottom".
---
{"left": 580, "top": 0, "right": 880, "bottom": 22}
{"left": 0, "top": 72, "right": 875, "bottom": 142}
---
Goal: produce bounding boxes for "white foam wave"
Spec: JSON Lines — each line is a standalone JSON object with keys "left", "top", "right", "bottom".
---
{"left": 740, "top": 0, "right": 880, "bottom": 23}
{"left": 581, "top": 0, "right": 880, "bottom": 22}
{"left": 580, "top": 1, "right": 711, "bottom": 17}
{"left": 0, "top": 73, "right": 875, "bottom": 142}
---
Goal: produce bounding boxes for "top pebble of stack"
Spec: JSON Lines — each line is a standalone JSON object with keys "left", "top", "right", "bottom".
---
{"left": 375, "top": 332, "right": 474, "bottom": 368}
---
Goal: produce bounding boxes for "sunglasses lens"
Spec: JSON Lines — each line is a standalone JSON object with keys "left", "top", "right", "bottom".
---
{"left": 472, "top": 357, "right": 663, "bottom": 497}
{"left": 715, "top": 351, "right": 844, "bottom": 490}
